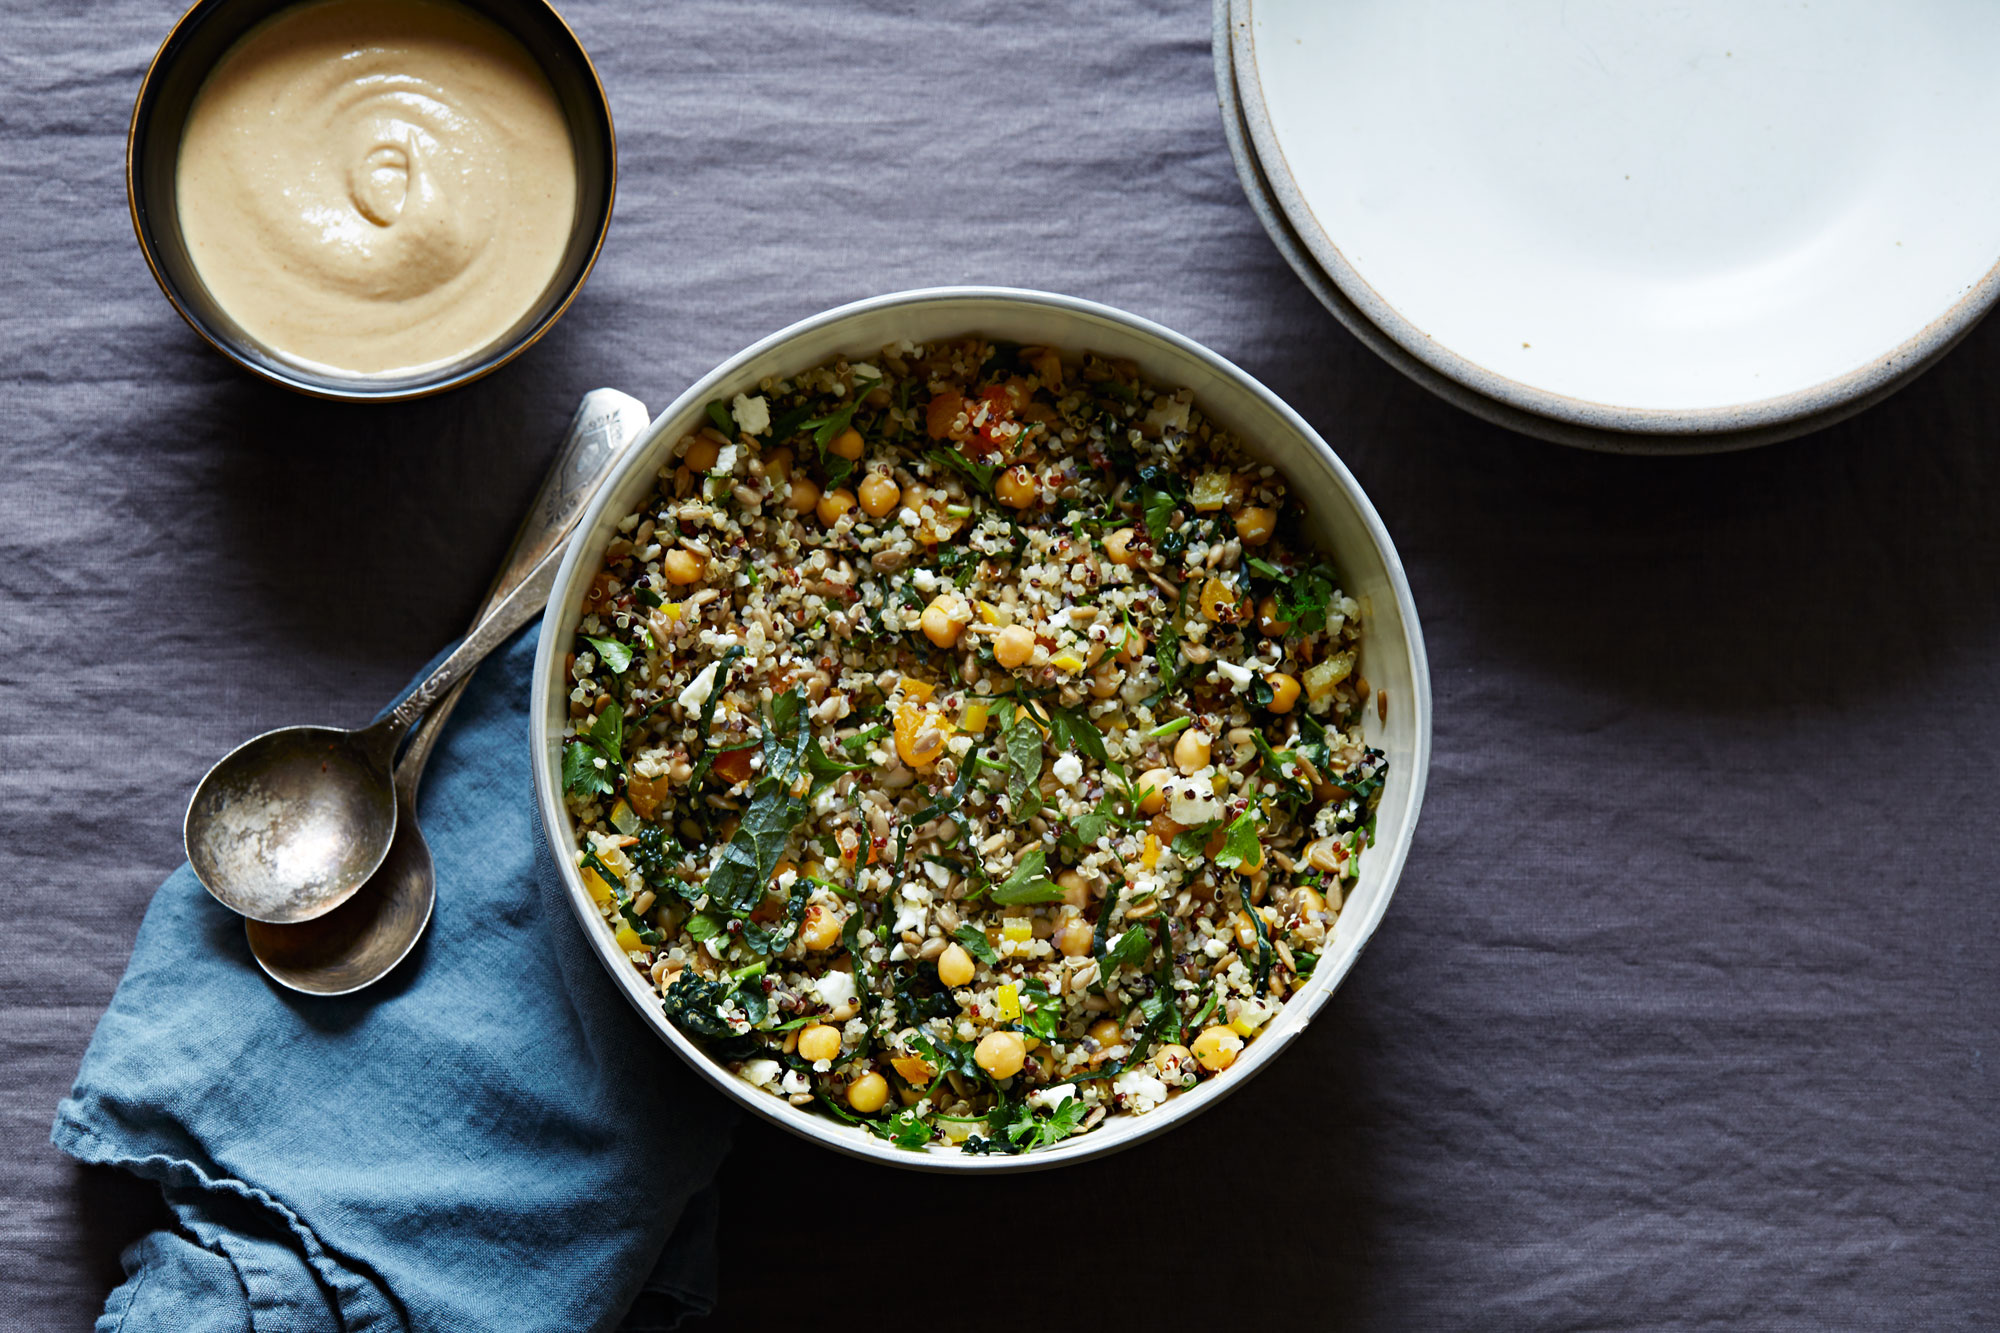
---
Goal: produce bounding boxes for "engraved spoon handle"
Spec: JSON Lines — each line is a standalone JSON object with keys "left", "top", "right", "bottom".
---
{"left": 389, "top": 389, "right": 651, "bottom": 798}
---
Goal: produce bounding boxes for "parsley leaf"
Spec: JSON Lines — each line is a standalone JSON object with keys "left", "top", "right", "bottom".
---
{"left": 562, "top": 740, "right": 615, "bottom": 798}
{"left": 1098, "top": 925, "right": 1153, "bottom": 980}
{"left": 1212, "top": 810, "right": 1263, "bottom": 871}
{"left": 927, "top": 447, "right": 999, "bottom": 496}
{"left": 1044, "top": 703, "right": 1109, "bottom": 767}
{"left": 989, "top": 848, "right": 1065, "bottom": 905}
{"left": 952, "top": 924, "right": 999, "bottom": 965}
{"left": 704, "top": 400, "right": 734, "bottom": 437}
{"left": 585, "top": 635, "right": 634, "bottom": 675}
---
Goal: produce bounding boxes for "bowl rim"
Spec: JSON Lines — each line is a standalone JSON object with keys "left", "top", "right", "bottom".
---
{"left": 125, "top": 0, "right": 617, "bottom": 403}
{"left": 529, "top": 286, "right": 1435, "bottom": 1172}
{"left": 1230, "top": 0, "right": 2000, "bottom": 439}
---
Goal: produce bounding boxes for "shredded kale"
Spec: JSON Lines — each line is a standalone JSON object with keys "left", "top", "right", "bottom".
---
{"left": 704, "top": 400, "right": 734, "bottom": 437}
{"left": 699, "top": 690, "right": 812, "bottom": 917}
{"left": 683, "top": 645, "right": 746, "bottom": 788}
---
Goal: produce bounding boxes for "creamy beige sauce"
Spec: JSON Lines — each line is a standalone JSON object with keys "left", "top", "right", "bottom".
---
{"left": 176, "top": 0, "right": 577, "bottom": 377}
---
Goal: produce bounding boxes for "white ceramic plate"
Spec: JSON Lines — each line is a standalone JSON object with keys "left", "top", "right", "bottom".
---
{"left": 1234, "top": 0, "right": 2000, "bottom": 439}
{"left": 532, "top": 288, "right": 1433, "bottom": 1171}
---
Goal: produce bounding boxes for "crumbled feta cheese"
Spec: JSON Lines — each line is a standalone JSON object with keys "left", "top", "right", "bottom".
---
{"left": 713, "top": 443, "right": 739, "bottom": 476}
{"left": 677, "top": 660, "right": 720, "bottom": 712}
{"left": 781, "top": 1070, "right": 811, "bottom": 1095}
{"left": 1215, "top": 658, "right": 1254, "bottom": 691}
{"left": 814, "top": 971, "right": 855, "bottom": 1009}
{"left": 1052, "top": 751, "right": 1084, "bottom": 786}
{"left": 1168, "top": 772, "right": 1223, "bottom": 826}
{"left": 739, "top": 1059, "right": 780, "bottom": 1089}
{"left": 729, "top": 393, "right": 770, "bottom": 435}
{"left": 1029, "top": 1083, "right": 1078, "bottom": 1111}
{"left": 1113, "top": 1067, "right": 1169, "bottom": 1113}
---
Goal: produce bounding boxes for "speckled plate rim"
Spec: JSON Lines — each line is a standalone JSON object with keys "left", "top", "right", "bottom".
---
{"left": 1224, "top": 0, "right": 1998, "bottom": 449}
{"left": 530, "top": 286, "right": 1434, "bottom": 1173}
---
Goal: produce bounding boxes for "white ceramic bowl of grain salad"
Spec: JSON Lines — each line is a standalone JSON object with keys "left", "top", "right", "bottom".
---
{"left": 530, "top": 287, "right": 1432, "bottom": 1171}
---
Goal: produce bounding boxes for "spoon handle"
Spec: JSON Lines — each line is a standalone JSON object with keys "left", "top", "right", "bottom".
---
{"left": 392, "top": 392, "right": 651, "bottom": 801}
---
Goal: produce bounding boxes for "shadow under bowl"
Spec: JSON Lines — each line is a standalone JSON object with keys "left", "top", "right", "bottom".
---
{"left": 127, "top": 0, "right": 616, "bottom": 402}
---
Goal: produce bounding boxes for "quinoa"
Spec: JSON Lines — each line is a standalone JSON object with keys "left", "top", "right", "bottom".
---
{"left": 560, "top": 338, "right": 1385, "bottom": 1154}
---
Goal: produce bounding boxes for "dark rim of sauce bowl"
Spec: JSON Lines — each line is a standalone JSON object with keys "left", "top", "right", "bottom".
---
{"left": 127, "top": 0, "right": 616, "bottom": 402}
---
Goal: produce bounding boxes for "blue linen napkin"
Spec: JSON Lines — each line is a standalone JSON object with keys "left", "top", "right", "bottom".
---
{"left": 51, "top": 626, "right": 737, "bottom": 1332}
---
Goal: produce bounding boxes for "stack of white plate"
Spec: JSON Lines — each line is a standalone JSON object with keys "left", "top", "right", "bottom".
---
{"left": 1215, "top": 0, "right": 2000, "bottom": 452}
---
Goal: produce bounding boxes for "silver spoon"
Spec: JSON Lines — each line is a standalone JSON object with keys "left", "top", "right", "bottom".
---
{"left": 185, "top": 389, "right": 652, "bottom": 929}
{"left": 242, "top": 389, "right": 651, "bottom": 994}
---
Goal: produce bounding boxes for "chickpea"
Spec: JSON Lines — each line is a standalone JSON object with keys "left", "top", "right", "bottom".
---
{"left": 683, "top": 437, "right": 720, "bottom": 472}
{"left": 1234, "top": 505, "right": 1277, "bottom": 546}
{"left": 763, "top": 447, "right": 792, "bottom": 485}
{"left": 858, "top": 471, "right": 901, "bottom": 518}
{"left": 815, "top": 487, "right": 857, "bottom": 525}
{"left": 1135, "top": 767, "right": 1176, "bottom": 815}
{"left": 1104, "top": 527, "right": 1140, "bottom": 565}
{"left": 1174, "top": 728, "right": 1212, "bottom": 774}
{"left": 921, "top": 595, "right": 970, "bottom": 649}
{"left": 785, "top": 475, "right": 820, "bottom": 514}
{"left": 662, "top": 548, "right": 705, "bottom": 585}
{"left": 1294, "top": 886, "right": 1327, "bottom": 919}
{"left": 800, "top": 904, "right": 842, "bottom": 951}
{"left": 829, "top": 426, "right": 866, "bottom": 460}
{"left": 847, "top": 1071, "right": 890, "bottom": 1113}
{"left": 1057, "top": 870, "right": 1090, "bottom": 909}
{"left": 1116, "top": 625, "right": 1147, "bottom": 662}
{"left": 1191, "top": 1025, "right": 1243, "bottom": 1072}
{"left": 1055, "top": 916, "right": 1094, "bottom": 957}
{"left": 995, "top": 464, "right": 1039, "bottom": 509}
{"left": 1303, "top": 837, "right": 1343, "bottom": 874}
{"left": 974, "top": 1031, "right": 1027, "bottom": 1080}
{"left": 1267, "top": 671, "right": 1301, "bottom": 713}
{"left": 797, "top": 1023, "right": 841, "bottom": 1063}
{"left": 1088, "top": 665, "right": 1119, "bottom": 699}
{"left": 936, "top": 942, "right": 976, "bottom": 987}
{"left": 994, "top": 623, "right": 1036, "bottom": 669}
{"left": 1257, "top": 595, "right": 1290, "bottom": 639}
{"left": 1087, "top": 1017, "right": 1123, "bottom": 1049}
{"left": 1154, "top": 1043, "right": 1194, "bottom": 1076}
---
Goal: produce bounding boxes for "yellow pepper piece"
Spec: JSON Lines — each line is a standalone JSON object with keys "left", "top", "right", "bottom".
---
{"left": 1002, "top": 919, "right": 1032, "bottom": 943}
{"left": 1050, "top": 653, "right": 1085, "bottom": 673}
{"left": 959, "top": 700, "right": 989, "bottom": 734}
{"left": 581, "top": 867, "right": 615, "bottom": 908}
{"left": 976, "top": 600, "right": 1009, "bottom": 626}
{"left": 613, "top": 925, "right": 644, "bottom": 953}
{"left": 598, "top": 845, "right": 635, "bottom": 879}
{"left": 996, "top": 984, "right": 1022, "bottom": 1021}
{"left": 659, "top": 600, "right": 683, "bottom": 621}
{"left": 1142, "top": 832, "right": 1161, "bottom": 869}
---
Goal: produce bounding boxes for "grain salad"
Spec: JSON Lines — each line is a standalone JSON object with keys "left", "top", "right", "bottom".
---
{"left": 560, "top": 339, "right": 1386, "bottom": 1154}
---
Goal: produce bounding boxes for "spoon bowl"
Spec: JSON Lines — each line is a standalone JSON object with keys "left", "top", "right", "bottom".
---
{"left": 185, "top": 725, "right": 397, "bottom": 924}
{"left": 245, "top": 782, "right": 435, "bottom": 994}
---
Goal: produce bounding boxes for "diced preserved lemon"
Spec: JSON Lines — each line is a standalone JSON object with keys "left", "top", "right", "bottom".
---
{"left": 1142, "top": 832, "right": 1161, "bottom": 869}
{"left": 997, "top": 984, "right": 1022, "bottom": 1021}
{"left": 1303, "top": 651, "right": 1356, "bottom": 702}
{"left": 1190, "top": 469, "right": 1238, "bottom": 511}
{"left": 960, "top": 700, "right": 989, "bottom": 734}
{"left": 1051, "top": 653, "right": 1084, "bottom": 673}
{"left": 1002, "top": 919, "right": 1033, "bottom": 943}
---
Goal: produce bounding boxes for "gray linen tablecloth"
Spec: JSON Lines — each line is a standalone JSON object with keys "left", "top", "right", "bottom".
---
{"left": 3, "top": 1, "right": 1995, "bottom": 1327}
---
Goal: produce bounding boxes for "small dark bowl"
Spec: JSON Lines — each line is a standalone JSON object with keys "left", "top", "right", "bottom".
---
{"left": 128, "top": 0, "right": 616, "bottom": 402}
